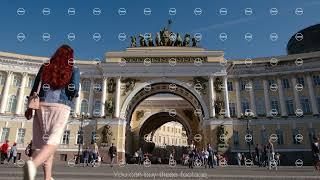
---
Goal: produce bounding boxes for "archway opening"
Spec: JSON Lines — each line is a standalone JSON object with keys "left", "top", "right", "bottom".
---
{"left": 124, "top": 92, "right": 204, "bottom": 164}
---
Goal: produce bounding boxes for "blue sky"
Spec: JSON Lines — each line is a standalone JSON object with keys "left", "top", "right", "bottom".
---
{"left": 1, "top": 0, "right": 320, "bottom": 60}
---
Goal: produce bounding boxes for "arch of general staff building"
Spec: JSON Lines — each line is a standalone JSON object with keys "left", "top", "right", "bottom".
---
{"left": 0, "top": 46, "right": 319, "bottom": 165}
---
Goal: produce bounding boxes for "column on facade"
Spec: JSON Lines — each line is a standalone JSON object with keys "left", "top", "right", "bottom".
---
{"left": 15, "top": 72, "right": 28, "bottom": 115}
{"left": 114, "top": 77, "right": 121, "bottom": 118}
{"left": 100, "top": 77, "right": 107, "bottom": 117}
{"left": 88, "top": 77, "right": 95, "bottom": 117}
{"left": 75, "top": 82, "right": 82, "bottom": 115}
{"left": 223, "top": 76, "right": 230, "bottom": 118}
{"left": 291, "top": 76, "right": 302, "bottom": 110}
{"left": 262, "top": 79, "right": 271, "bottom": 117}
{"left": 234, "top": 78, "right": 242, "bottom": 118}
{"left": 306, "top": 73, "right": 319, "bottom": 115}
{"left": 277, "top": 77, "right": 287, "bottom": 117}
{"left": 0, "top": 71, "right": 13, "bottom": 114}
{"left": 208, "top": 76, "right": 216, "bottom": 117}
{"left": 248, "top": 79, "right": 257, "bottom": 116}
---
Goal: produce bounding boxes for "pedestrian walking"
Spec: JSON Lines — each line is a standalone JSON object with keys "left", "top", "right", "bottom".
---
{"left": 0, "top": 140, "right": 10, "bottom": 164}
{"left": 23, "top": 45, "right": 80, "bottom": 180}
{"left": 207, "top": 144, "right": 214, "bottom": 168}
{"left": 108, "top": 143, "right": 117, "bottom": 167}
{"left": 137, "top": 148, "right": 143, "bottom": 165}
{"left": 255, "top": 144, "right": 262, "bottom": 167}
{"left": 82, "top": 147, "right": 90, "bottom": 167}
{"left": 237, "top": 152, "right": 241, "bottom": 166}
{"left": 203, "top": 148, "right": 209, "bottom": 168}
{"left": 266, "top": 139, "right": 274, "bottom": 170}
{"left": 8, "top": 142, "right": 18, "bottom": 164}
{"left": 311, "top": 136, "right": 320, "bottom": 170}
{"left": 188, "top": 146, "right": 194, "bottom": 169}
{"left": 25, "top": 141, "right": 33, "bottom": 160}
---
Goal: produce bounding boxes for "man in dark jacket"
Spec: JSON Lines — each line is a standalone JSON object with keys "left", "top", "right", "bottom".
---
{"left": 109, "top": 143, "right": 117, "bottom": 167}
{"left": 311, "top": 137, "right": 320, "bottom": 170}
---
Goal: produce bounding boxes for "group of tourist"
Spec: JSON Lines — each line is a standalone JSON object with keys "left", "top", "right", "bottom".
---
{"left": 0, "top": 140, "right": 18, "bottom": 164}
{"left": 185, "top": 142, "right": 220, "bottom": 169}
{"left": 0, "top": 140, "right": 33, "bottom": 165}
{"left": 79, "top": 142, "right": 117, "bottom": 167}
{"left": 81, "top": 143, "right": 100, "bottom": 167}
{"left": 236, "top": 140, "right": 279, "bottom": 169}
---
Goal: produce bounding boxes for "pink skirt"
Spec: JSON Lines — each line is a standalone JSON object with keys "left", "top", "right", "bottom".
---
{"left": 32, "top": 102, "right": 71, "bottom": 149}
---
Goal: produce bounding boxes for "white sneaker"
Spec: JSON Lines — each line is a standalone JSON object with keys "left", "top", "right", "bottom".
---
{"left": 23, "top": 160, "right": 36, "bottom": 180}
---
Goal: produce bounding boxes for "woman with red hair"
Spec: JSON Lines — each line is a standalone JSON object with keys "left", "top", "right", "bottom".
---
{"left": 24, "top": 45, "right": 80, "bottom": 180}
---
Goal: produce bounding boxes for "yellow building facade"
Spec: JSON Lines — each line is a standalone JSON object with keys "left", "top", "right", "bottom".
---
{"left": 0, "top": 43, "right": 319, "bottom": 165}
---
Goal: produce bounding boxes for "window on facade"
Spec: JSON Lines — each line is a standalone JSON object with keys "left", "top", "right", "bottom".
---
{"left": 229, "top": 103, "right": 236, "bottom": 117}
{"left": 76, "top": 130, "right": 84, "bottom": 144}
{"left": 94, "top": 82, "right": 102, "bottom": 92}
{"left": 285, "top": 99, "right": 295, "bottom": 115}
{"left": 159, "top": 136, "right": 161, "bottom": 143}
{"left": 256, "top": 97, "right": 265, "bottom": 116}
{"left": 292, "top": 128, "right": 301, "bottom": 144}
{"left": 308, "top": 128, "right": 316, "bottom": 144}
{"left": 253, "top": 80, "right": 262, "bottom": 90}
{"left": 91, "top": 131, "right": 97, "bottom": 144}
{"left": 81, "top": 80, "right": 91, "bottom": 92}
{"left": 80, "top": 100, "right": 88, "bottom": 114}
{"left": 276, "top": 129, "right": 284, "bottom": 145}
{"left": 227, "top": 81, "right": 233, "bottom": 91}
{"left": 27, "top": 77, "right": 34, "bottom": 88}
{"left": 62, "top": 130, "right": 70, "bottom": 145}
{"left": 282, "top": 79, "right": 290, "bottom": 89}
{"left": 233, "top": 130, "right": 239, "bottom": 145}
{"left": 271, "top": 99, "right": 279, "bottom": 113}
{"left": 17, "top": 128, "right": 26, "bottom": 144}
{"left": 300, "top": 98, "right": 311, "bottom": 114}
{"left": 0, "top": 128, "right": 10, "bottom": 143}
{"left": 94, "top": 101, "right": 101, "bottom": 115}
{"left": 296, "top": 77, "right": 305, "bottom": 86}
{"left": 6, "top": 95, "right": 17, "bottom": 113}
{"left": 163, "top": 137, "right": 165, "bottom": 145}
{"left": 12, "top": 75, "right": 21, "bottom": 87}
{"left": 260, "top": 129, "right": 268, "bottom": 145}
{"left": 241, "top": 100, "right": 250, "bottom": 113}
{"left": 313, "top": 75, "right": 320, "bottom": 86}
{"left": 240, "top": 80, "right": 247, "bottom": 91}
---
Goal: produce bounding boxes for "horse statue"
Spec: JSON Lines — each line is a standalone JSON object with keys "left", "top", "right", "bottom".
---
{"left": 138, "top": 34, "right": 147, "bottom": 47}
{"left": 155, "top": 32, "right": 162, "bottom": 46}
{"left": 161, "top": 28, "right": 170, "bottom": 46}
{"left": 183, "top": 34, "right": 191, "bottom": 47}
{"left": 130, "top": 36, "right": 136, "bottom": 47}
{"left": 147, "top": 34, "right": 154, "bottom": 47}
{"left": 192, "top": 37, "right": 198, "bottom": 47}
{"left": 175, "top": 33, "right": 183, "bottom": 46}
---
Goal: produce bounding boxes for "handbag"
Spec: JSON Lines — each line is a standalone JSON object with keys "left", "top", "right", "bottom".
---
{"left": 28, "top": 76, "right": 42, "bottom": 110}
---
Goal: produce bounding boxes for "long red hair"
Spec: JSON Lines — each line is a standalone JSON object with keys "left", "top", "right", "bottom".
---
{"left": 42, "top": 45, "right": 74, "bottom": 89}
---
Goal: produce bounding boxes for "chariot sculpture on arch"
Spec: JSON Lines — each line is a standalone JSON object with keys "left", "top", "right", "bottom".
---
{"left": 129, "top": 20, "right": 200, "bottom": 48}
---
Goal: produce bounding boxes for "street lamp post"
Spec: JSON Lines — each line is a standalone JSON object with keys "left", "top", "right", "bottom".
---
{"left": 76, "top": 112, "right": 90, "bottom": 164}
{"left": 240, "top": 111, "right": 254, "bottom": 160}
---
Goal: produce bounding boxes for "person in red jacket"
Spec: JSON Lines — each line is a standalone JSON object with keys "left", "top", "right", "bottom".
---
{"left": 0, "top": 140, "right": 10, "bottom": 164}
